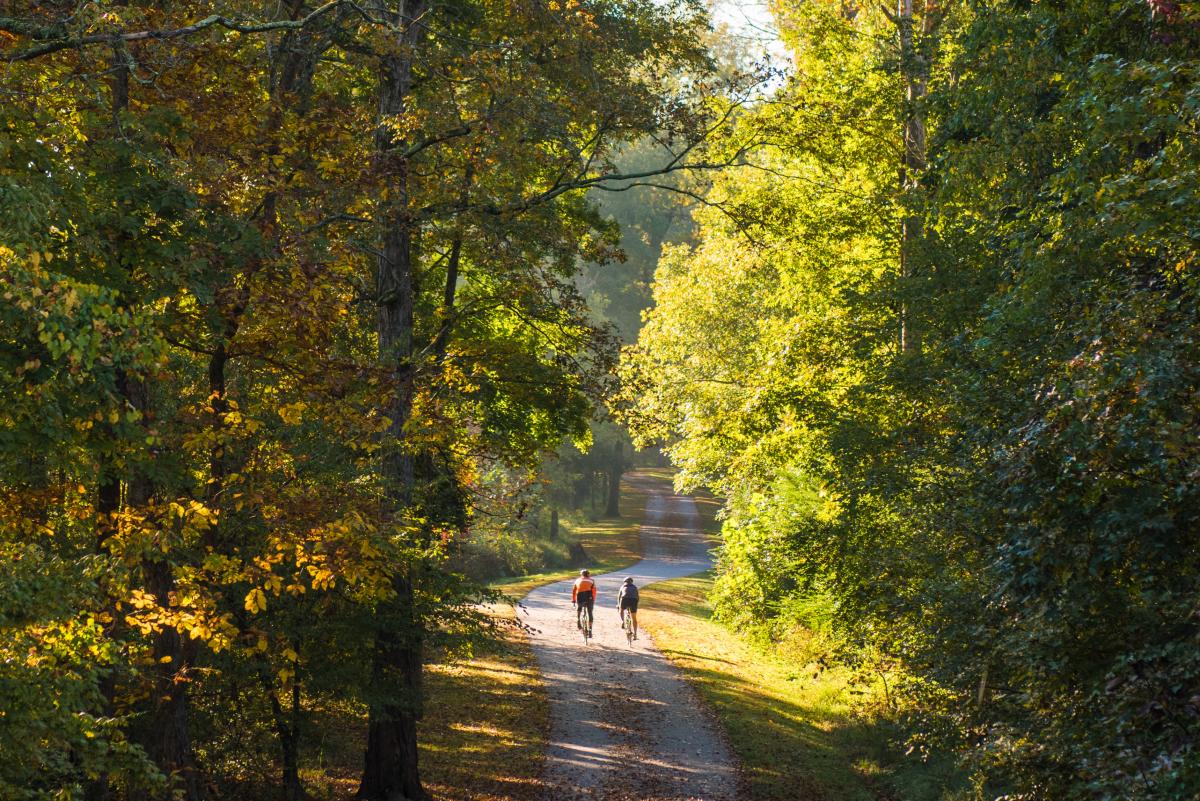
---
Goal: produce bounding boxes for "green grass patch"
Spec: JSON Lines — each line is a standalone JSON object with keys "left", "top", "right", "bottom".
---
{"left": 639, "top": 574, "right": 963, "bottom": 801}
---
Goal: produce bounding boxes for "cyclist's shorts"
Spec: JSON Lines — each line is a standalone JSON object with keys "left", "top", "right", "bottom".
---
{"left": 576, "top": 591, "right": 594, "bottom": 605}
{"left": 619, "top": 599, "right": 639, "bottom": 613}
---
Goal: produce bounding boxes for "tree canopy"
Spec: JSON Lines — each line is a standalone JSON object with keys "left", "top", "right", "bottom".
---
{"left": 5, "top": 1, "right": 1200, "bottom": 799}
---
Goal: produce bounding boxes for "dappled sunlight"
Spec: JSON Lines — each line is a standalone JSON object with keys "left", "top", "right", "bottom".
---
{"left": 447, "top": 721, "right": 518, "bottom": 740}
{"left": 419, "top": 628, "right": 549, "bottom": 801}
{"left": 295, "top": 622, "right": 550, "bottom": 801}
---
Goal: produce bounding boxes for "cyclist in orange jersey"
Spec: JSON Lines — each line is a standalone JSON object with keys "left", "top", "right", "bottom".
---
{"left": 572, "top": 569, "right": 598, "bottom": 630}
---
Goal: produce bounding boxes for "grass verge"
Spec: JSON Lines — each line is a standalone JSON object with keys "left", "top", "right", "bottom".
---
{"left": 419, "top": 622, "right": 548, "bottom": 801}
{"left": 639, "top": 574, "right": 963, "bottom": 801}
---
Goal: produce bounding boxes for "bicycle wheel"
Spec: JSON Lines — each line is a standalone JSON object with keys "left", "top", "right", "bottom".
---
{"left": 624, "top": 609, "right": 634, "bottom": 647}
{"left": 579, "top": 606, "right": 590, "bottom": 644}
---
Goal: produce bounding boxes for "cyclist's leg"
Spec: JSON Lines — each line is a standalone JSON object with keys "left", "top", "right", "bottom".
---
{"left": 586, "top": 596, "right": 595, "bottom": 628}
{"left": 630, "top": 604, "right": 639, "bottom": 636}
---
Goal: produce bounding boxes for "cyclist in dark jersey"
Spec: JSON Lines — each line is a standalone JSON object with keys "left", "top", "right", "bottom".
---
{"left": 617, "top": 577, "right": 639, "bottom": 640}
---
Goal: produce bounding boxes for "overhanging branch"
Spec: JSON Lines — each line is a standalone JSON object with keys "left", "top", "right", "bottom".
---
{"left": 1, "top": 0, "right": 374, "bottom": 62}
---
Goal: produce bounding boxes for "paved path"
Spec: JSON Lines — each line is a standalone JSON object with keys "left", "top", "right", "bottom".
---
{"left": 522, "top": 472, "right": 742, "bottom": 801}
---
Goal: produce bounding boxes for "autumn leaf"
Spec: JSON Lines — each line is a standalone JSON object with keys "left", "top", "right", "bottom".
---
{"left": 244, "top": 588, "right": 268, "bottom": 614}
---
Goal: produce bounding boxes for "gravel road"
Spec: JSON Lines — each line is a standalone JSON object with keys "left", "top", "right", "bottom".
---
{"left": 522, "top": 472, "right": 742, "bottom": 801}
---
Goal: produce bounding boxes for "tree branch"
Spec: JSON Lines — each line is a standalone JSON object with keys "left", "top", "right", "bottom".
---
{"left": 593, "top": 180, "right": 764, "bottom": 247}
{"left": 1, "top": 1, "right": 370, "bottom": 62}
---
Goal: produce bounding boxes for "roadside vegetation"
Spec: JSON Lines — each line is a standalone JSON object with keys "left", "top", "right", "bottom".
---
{"left": 0, "top": 2, "right": 731, "bottom": 798}
{"left": 490, "top": 468, "right": 652, "bottom": 599}
{"left": 287, "top": 622, "right": 546, "bottom": 801}
{"left": 3, "top": 1, "right": 1196, "bottom": 799}
{"left": 640, "top": 574, "right": 963, "bottom": 801}
{"left": 171, "top": 616, "right": 549, "bottom": 801}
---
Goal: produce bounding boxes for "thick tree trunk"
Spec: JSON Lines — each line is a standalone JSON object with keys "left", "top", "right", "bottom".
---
{"left": 359, "top": 573, "right": 425, "bottom": 801}
{"left": 358, "top": 3, "right": 429, "bottom": 799}
{"left": 360, "top": 205, "right": 428, "bottom": 801}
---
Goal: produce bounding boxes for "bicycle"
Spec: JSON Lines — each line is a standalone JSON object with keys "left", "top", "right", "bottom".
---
{"left": 578, "top": 604, "right": 592, "bottom": 644}
{"left": 622, "top": 607, "right": 635, "bottom": 647}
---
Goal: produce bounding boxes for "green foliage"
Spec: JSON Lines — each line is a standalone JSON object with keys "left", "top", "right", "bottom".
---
{"left": 0, "top": 542, "right": 161, "bottom": 799}
{"left": 580, "top": 139, "right": 698, "bottom": 342}
{"left": 625, "top": 1, "right": 1200, "bottom": 798}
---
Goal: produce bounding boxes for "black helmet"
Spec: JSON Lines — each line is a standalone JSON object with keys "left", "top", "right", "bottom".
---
{"left": 624, "top": 577, "right": 634, "bottom": 584}
{"left": 580, "top": 569, "right": 590, "bottom": 577}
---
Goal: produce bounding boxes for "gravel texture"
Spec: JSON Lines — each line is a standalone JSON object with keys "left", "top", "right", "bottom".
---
{"left": 521, "top": 474, "right": 742, "bottom": 801}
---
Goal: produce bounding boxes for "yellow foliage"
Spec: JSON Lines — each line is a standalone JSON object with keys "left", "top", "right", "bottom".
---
{"left": 278, "top": 401, "right": 306, "bottom": 425}
{"left": 244, "top": 587, "right": 268, "bottom": 614}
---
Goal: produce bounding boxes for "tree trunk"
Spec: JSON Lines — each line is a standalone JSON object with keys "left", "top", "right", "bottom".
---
{"left": 102, "top": 48, "right": 201, "bottom": 800}
{"left": 135, "top": 561, "right": 200, "bottom": 801}
{"left": 433, "top": 168, "right": 473, "bottom": 365}
{"left": 897, "top": 0, "right": 928, "bottom": 355}
{"left": 281, "top": 725, "right": 306, "bottom": 801}
{"left": 605, "top": 441, "right": 622, "bottom": 518}
{"left": 549, "top": 508, "right": 559, "bottom": 540}
{"left": 87, "top": 442, "right": 120, "bottom": 801}
{"left": 126, "top": 373, "right": 203, "bottom": 801}
{"left": 260, "top": 666, "right": 308, "bottom": 801}
{"left": 432, "top": 234, "right": 462, "bottom": 363}
{"left": 358, "top": 2, "right": 429, "bottom": 799}
{"left": 359, "top": 572, "right": 425, "bottom": 801}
